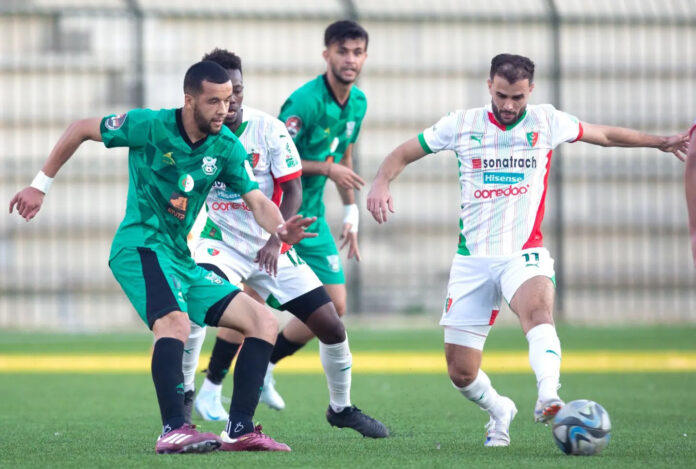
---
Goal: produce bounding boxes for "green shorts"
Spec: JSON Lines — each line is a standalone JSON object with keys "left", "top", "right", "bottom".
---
{"left": 109, "top": 246, "right": 240, "bottom": 329}
{"left": 294, "top": 238, "right": 345, "bottom": 285}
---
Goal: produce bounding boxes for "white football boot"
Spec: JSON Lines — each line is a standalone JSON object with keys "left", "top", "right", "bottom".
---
{"left": 534, "top": 398, "right": 565, "bottom": 423}
{"left": 484, "top": 396, "right": 518, "bottom": 447}
{"left": 194, "top": 386, "right": 229, "bottom": 421}
{"left": 259, "top": 368, "right": 285, "bottom": 411}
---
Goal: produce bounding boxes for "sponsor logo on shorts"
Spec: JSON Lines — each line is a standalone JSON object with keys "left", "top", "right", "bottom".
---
{"left": 178, "top": 174, "right": 194, "bottom": 193}
{"left": 474, "top": 184, "right": 530, "bottom": 199}
{"left": 201, "top": 156, "right": 218, "bottom": 175}
{"left": 167, "top": 192, "right": 189, "bottom": 220}
{"left": 105, "top": 113, "right": 127, "bottom": 130}
{"left": 205, "top": 271, "right": 224, "bottom": 285}
{"left": 483, "top": 172, "right": 524, "bottom": 184}
{"left": 327, "top": 254, "right": 340, "bottom": 273}
{"left": 444, "top": 296, "right": 453, "bottom": 313}
{"left": 285, "top": 116, "right": 302, "bottom": 138}
{"left": 209, "top": 201, "right": 251, "bottom": 212}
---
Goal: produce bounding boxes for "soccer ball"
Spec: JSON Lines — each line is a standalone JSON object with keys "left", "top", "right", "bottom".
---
{"left": 552, "top": 400, "right": 611, "bottom": 455}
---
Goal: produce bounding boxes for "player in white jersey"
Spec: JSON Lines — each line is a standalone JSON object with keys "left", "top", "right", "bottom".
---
{"left": 182, "top": 49, "right": 388, "bottom": 440}
{"left": 367, "top": 53, "right": 688, "bottom": 447}
{"left": 686, "top": 118, "right": 696, "bottom": 267}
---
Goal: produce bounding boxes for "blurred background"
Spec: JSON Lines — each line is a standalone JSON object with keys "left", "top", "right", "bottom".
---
{"left": 1, "top": 0, "right": 695, "bottom": 331}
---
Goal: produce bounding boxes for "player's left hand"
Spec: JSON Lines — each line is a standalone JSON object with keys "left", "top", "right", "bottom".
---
{"left": 660, "top": 132, "right": 689, "bottom": 161}
{"left": 277, "top": 214, "right": 318, "bottom": 245}
{"left": 9, "top": 187, "right": 45, "bottom": 221}
{"left": 339, "top": 224, "right": 361, "bottom": 261}
{"left": 255, "top": 235, "right": 282, "bottom": 277}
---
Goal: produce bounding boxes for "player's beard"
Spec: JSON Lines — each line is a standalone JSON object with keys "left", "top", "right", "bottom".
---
{"left": 193, "top": 105, "right": 219, "bottom": 135}
{"left": 331, "top": 63, "right": 358, "bottom": 85}
{"left": 491, "top": 101, "right": 526, "bottom": 125}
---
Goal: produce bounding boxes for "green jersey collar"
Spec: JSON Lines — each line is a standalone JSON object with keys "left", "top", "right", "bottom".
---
{"left": 175, "top": 108, "right": 209, "bottom": 150}
{"left": 233, "top": 120, "right": 249, "bottom": 137}
{"left": 322, "top": 73, "right": 349, "bottom": 110}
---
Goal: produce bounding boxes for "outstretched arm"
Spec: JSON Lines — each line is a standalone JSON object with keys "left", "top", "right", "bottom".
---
{"left": 685, "top": 128, "right": 696, "bottom": 267}
{"left": 366, "top": 137, "right": 428, "bottom": 224}
{"left": 9, "top": 117, "right": 103, "bottom": 220}
{"left": 579, "top": 122, "right": 688, "bottom": 161}
{"left": 242, "top": 189, "right": 316, "bottom": 245}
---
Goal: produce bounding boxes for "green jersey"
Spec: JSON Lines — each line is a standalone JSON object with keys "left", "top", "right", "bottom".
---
{"left": 101, "top": 108, "right": 258, "bottom": 266}
{"left": 279, "top": 74, "right": 366, "bottom": 245}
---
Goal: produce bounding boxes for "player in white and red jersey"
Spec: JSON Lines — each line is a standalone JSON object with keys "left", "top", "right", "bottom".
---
{"left": 367, "top": 53, "right": 687, "bottom": 447}
{"left": 686, "top": 118, "right": 696, "bottom": 267}
{"left": 182, "top": 49, "right": 388, "bottom": 441}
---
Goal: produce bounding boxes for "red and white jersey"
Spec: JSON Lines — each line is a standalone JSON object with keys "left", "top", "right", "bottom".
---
{"left": 201, "top": 105, "right": 302, "bottom": 258}
{"left": 420, "top": 104, "right": 583, "bottom": 256}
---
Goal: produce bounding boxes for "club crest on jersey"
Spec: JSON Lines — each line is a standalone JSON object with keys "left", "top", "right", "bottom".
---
{"left": 247, "top": 151, "right": 260, "bottom": 168}
{"left": 202, "top": 156, "right": 218, "bottom": 175}
{"left": 345, "top": 121, "right": 356, "bottom": 138}
{"left": 526, "top": 131, "right": 539, "bottom": 147}
{"left": 105, "top": 113, "right": 127, "bottom": 130}
{"left": 285, "top": 116, "right": 302, "bottom": 138}
{"left": 178, "top": 174, "right": 194, "bottom": 193}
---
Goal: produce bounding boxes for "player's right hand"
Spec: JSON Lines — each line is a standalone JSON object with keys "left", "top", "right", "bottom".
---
{"left": 328, "top": 163, "right": 366, "bottom": 190}
{"left": 276, "top": 215, "right": 318, "bottom": 245}
{"left": 9, "top": 187, "right": 45, "bottom": 221}
{"left": 366, "top": 181, "right": 394, "bottom": 224}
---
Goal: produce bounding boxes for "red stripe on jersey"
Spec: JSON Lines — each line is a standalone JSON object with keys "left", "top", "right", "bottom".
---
{"left": 522, "top": 150, "right": 553, "bottom": 250}
{"left": 280, "top": 243, "right": 292, "bottom": 254}
{"left": 572, "top": 122, "right": 584, "bottom": 142}
{"left": 487, "top": 112, "right": 506, "bottom": 131}
{"left": 274, "top": 170, "right": 302, "bottom": 184}
{"left": 489, "top": 309, "right": 500, "bottom": 325}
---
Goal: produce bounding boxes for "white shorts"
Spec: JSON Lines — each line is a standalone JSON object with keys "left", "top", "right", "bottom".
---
{"left": 194, "top": 238, "right": 323, "bottom": 306}
{"left": 439, "top": 247, "right": 555, "bottom": 328}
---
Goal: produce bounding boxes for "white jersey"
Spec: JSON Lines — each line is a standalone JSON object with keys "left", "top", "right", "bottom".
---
{"left": 199, "top": 106, "right": 302, "bottom": 258}
{"left": 421, "top": 104, "right": 582, "bottom": 256}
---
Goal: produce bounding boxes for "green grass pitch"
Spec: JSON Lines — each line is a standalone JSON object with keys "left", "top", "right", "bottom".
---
{"left": 1, "top": 325, "right": 694, "bottom": 468}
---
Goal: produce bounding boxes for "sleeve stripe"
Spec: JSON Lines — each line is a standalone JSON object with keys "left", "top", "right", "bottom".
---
{"left": 572, "top": 122, "right": 584, "bottom": 142}
{"left": 274, "top": 170, "right": 302, "bottom": 183}
{"left": 418, "top": 133, "right": 433, "bottom": 154}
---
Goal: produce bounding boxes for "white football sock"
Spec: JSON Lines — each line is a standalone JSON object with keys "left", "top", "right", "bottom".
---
{"left": 182, "top": 322, "right": 206, "bottom": 392}
{"left": 454, "top": 369, "right": 503, "bottom": 417}
{"left": 526, "top": 323, "right": 562, "bottom": 402}
{"left": 319, "top": 338, "right": 352, "bottom": 412}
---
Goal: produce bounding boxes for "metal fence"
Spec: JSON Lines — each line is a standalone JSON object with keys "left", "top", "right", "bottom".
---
{"left": 1, "top": 0, "right": 695, "bottom": 330}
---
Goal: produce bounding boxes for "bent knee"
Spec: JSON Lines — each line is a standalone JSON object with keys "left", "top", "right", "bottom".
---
{"left": 447, "top": 365, "right": 478, "bottom": 388}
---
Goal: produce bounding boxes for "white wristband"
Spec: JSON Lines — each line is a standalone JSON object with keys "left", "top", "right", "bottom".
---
{"left": 30, "top": 170, "right": 53, "bottom": 194}
{"left": 343, "top": 203, "right": 359, "bottom": 233}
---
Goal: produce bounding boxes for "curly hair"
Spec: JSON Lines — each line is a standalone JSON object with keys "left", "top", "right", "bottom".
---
{"left": 201, "top": 48, "right": 242, "bottom": 74}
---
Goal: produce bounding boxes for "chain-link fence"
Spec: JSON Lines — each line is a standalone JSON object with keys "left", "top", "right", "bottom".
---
{"left": 1, "top": 0, "right": 695, "bottom": 330}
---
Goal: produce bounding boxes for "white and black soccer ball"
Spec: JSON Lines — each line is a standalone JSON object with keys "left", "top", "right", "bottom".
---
{"left": 552, "top": 399, "right": 611, "bottom": 455}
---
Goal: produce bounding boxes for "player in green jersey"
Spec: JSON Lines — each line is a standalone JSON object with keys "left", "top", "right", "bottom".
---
{"left": 246, "top": 19, "right": 369, "bottom": 407}
{"left": 9, "top": 60, "right": 315, "bottom": 453}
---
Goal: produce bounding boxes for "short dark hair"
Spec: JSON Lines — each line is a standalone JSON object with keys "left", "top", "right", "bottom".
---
{"left": 324, "top": 20, "right": 369, "bottom": 49}
{"left": 490, "top": 54, "right": 535, "bottom": 84}
{"left": 183, "top": 60, "right": 230, "bottom": 95}
{"left": 201, "top": 48, "right": 242, "bottom": 74}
